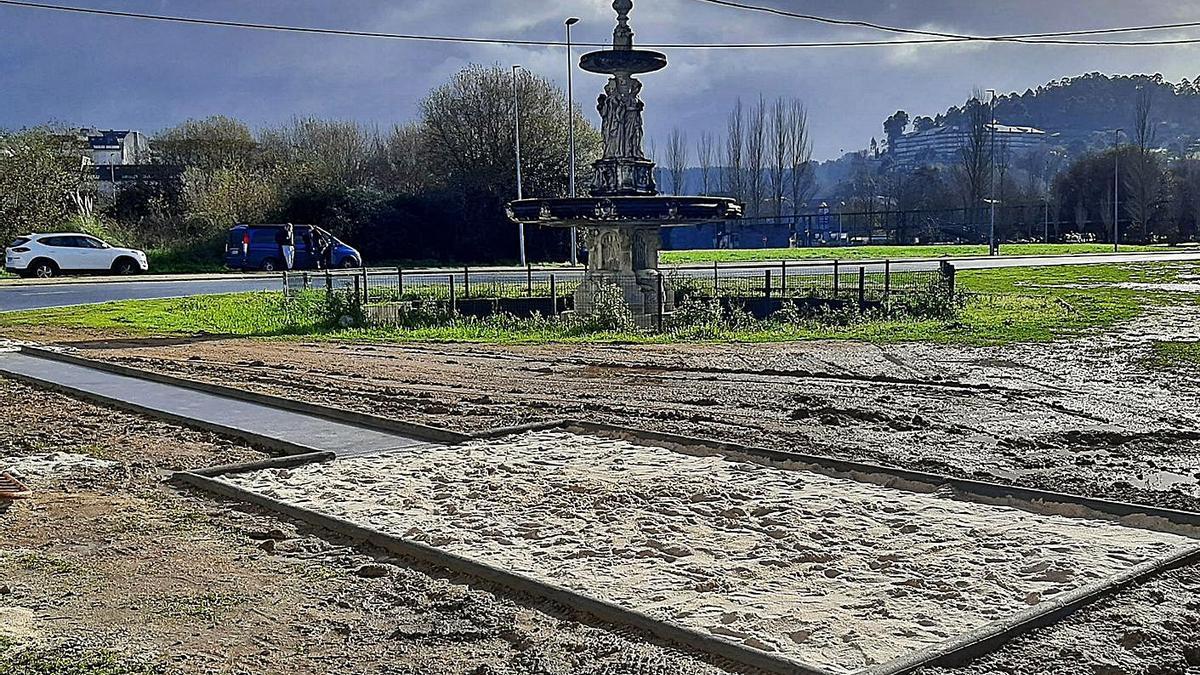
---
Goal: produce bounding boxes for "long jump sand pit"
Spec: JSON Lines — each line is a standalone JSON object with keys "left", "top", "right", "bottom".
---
{"left": 221, "top": 430, "right": 1196, "bottom": 673}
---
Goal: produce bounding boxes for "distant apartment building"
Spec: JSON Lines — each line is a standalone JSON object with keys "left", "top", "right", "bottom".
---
{"left": 79, "top": 129, "right": 151, "bottom": 167}
{"left": 890, "top": 123, "right": 1050, "bottom": 166}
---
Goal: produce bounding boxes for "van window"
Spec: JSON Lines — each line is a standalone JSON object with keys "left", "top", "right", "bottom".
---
{"left": 227, "top": 230, "right": 244, "bottom": 247}
{"left": 249, "top": 228, "right": 278, "bottom": 245}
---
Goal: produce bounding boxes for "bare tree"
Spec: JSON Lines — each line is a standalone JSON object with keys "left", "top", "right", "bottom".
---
{"left": 786, "top": 99, "right": 815, "bottom": 220}
{"left": 767, "top": 97, "right": 788, "bottom": 221}
{"left": 696, "top": 131, "right": 715, "bottom": 196}
{"left": 957, "top": 92, "right": 992, "bottom": 209}
{"left": 665, "top": 128, "right": 688, "bottom": 196}
{"left": 723, "top": 99, "right": 745, "bottom": 204}
{"left": 745, "top": 96, "right": 767, "bottom": 218}
{"left": 1126, "top": 86, "right": 1164, "bottom": 241}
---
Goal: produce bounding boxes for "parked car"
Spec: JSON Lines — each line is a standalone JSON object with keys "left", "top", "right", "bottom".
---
{"left": 224, "top": 224, "right": 362, "bottom": 272}
{"left": 4, "top": 233, "right": 148, "bottom": 279}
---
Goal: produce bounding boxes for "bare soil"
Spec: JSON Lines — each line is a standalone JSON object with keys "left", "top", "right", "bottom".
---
{"left": 2, "top": 304, "right": 1199, "bottom": 673}
{"left": 0, "top": 378, "right": 737, "bottom": 675}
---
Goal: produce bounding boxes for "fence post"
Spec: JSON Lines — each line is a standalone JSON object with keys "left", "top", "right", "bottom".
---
{"left": 656, "top": 273, "right": 665, "bottom": 332}
{"left": 884, "top": 260, "right": 891, "bottom": 313}
{"left": 833, "top": 259, "right": 840, "bottom": 298}
{"left": 282, "top": 270, "right": 289, "bottom": 299}
{"left": 397, "top": 267, "right": 404, "bottom": 298}
{"left": 352, "top": 274, "right": 359, "bottom": 304}
{"left": 940, "top": 261, "right": 957, "bottom": 302}
{"left": 324, "top": 269, "right": 332, "bottom": 298}
{"left": 449, "top": 274, "right": 457, "bottom": 313}
{"left": 764, "top": 269, "right": 772, "bottom": 299}
{"left": 360, "top": 265, "right": 369, "bottom": 304}
{"left": 464, "top": 266, "right": 471, "bottom": 298}
{"left": 712, "top": 260, "right": 719, "bottom": 296}
{"left": 527, "top": 264, "right": 533, "bottom": 297}
{"left": 302, "top": 272, "right": 310, "bottom": 291}
{"left": 550, "top": 273, "right": 558, "bottom": 316}
{"left": 857, "top": 266, "right": 866, "bottom": 310}
{"left": 780, "top": 260, "right": 788, "bottom": 295}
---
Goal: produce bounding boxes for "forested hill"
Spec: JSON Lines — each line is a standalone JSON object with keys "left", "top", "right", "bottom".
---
{"left": 903, "top": 73, "right": 1200, "bottom": 153}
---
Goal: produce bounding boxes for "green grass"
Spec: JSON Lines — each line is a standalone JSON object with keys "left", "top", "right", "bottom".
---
{"left": 1, "top": 262, "right": 1195, "bottom": 346}
{"left": 660, "top": 243, "right": 1167, "bottom": 265}
{"left": 1149, "top": 341, "right": 1200, "bottom": 369}
{"left": 0, "top": 637, "right": 163, "bottom": 675}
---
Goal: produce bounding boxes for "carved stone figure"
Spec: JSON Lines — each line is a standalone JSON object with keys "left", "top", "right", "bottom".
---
{"left": 597, "top": 76, "right": 646, "bottom": 160}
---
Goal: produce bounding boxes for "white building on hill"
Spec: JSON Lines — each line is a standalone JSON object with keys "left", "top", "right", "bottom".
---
{"left": 890, "top": 124, "right": 1050, "bottom": 166}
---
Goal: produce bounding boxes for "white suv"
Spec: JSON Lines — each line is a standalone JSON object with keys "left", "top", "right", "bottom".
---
{"left": 5, "top": 233, "right": 149, "bottom": 279}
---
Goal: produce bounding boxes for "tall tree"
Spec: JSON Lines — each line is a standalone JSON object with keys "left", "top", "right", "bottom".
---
{"left": 745, "top": 96, "right": 767, "bottom": 218}
{"left": 767, "top": 97, "right": 789, "bottom": 221}
{"left": 787, "top": 99, "right": 815, "bottom": 220}
{"left": 1126, "top": 86, "right": 1165, "bottom": 241}
{"left": 696, "top": 131, "right": 715, "bottom": 196}
{"left": 665, "top": 128, "right": 688, "bottom": 196}
{"left": 723, "top": 99, "right": 745, "bottom": 204}
{"left": 957, "top": 93, "right": 992, "bottom": 209}
{"left": 883, "top": 110, "right": 910, "bottom": 149}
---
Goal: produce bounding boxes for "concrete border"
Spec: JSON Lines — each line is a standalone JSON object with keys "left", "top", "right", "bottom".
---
{"left": 190, "top": 451, "right": 337, "bottom": 478}
{"left": 0, "top": 366, "right": 327, "bottom": 458}
{"left": 867, "top": 541, "right": 1200, "bottom": 674}
{"left": 17, "top": 346, "right": 469, "bottom": 444}
{"left": 174, "top": 470, "right": 835, "bottom": 675}
{"left": 565, "top": 420, "right": 1200, "bottom": 537}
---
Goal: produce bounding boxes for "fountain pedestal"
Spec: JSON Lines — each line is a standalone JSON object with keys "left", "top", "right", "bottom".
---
{"left": 506, "top": 0, "right": 742, "bottom": 320}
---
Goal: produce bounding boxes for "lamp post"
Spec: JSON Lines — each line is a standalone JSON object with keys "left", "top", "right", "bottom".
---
{"left": 1113, "top": 128, "right": 1123, "bottom": 252}
{"left": 987, "top": 89, "right": 997, "bottom": 256}
{"left": 512, "top": 64, "right": 526, "bottom": 267}
{"left": 565, "top": 17, "right": 580, "bottom": 265}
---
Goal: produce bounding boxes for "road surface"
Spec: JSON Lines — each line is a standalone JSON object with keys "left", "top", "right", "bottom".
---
{"left": 2, "top": 251, "right": 1198, "bottom": 312}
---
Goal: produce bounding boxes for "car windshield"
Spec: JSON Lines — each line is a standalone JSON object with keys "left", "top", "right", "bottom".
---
{"left": 8, "top": 237, "right": 29, "bottom": 247}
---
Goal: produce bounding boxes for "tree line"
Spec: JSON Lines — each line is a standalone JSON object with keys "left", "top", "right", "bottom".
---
{"left": 0, "top": 64, "right": 600, "bottom": 265}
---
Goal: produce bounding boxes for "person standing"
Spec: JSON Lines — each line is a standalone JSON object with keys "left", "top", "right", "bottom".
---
{"left": 277, "top": 223, "right": 296, "bottom": 271}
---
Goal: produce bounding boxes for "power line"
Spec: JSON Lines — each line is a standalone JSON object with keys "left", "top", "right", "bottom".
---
{"left": 685, "top": 0, "right": 1200, "bottom": 45}
{"left": 3, "top": 0, "right": 1200, "bottom": 49}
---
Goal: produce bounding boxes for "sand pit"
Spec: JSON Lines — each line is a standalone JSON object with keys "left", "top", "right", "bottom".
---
{"left": 223, "top": 431, "right": 1194, "bottom": 673}
{"left": 2, "top": 452, "right": 116, "bottom": 478}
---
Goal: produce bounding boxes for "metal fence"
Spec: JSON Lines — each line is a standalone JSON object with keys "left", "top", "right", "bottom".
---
{"left": 283, "top": 261, "right": 955, "bottom": 327}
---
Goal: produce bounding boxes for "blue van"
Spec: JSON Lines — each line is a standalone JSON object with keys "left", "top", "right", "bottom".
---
{"left": 225, "top": 224, "right": 362, "bottom": 272}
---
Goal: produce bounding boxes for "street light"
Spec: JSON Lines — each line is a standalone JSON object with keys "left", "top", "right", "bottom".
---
{"left": 1113, "top": 128, "right": 1124, "bottom": 253}
{"left": 986, "top": 89, "right": 997, "bottom": 256}
{"left": 512, "top": 64, "right": 526, "bottom": 267}
{"left": 565, "top": 17, "right": 580, "bottom": 266}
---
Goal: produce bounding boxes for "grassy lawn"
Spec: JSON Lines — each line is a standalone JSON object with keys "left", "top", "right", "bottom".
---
{"left": 1149, "top": 341, "right": 1200, "bottom": 369}
{"left": 1, "top": 262, "right": 1195, "bottom": 347}
{"left": 660, "top": 243, "right": 1168, "bottom": 265}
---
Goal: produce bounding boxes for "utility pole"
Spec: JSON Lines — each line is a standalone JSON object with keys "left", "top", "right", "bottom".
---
{"left": 512, "top": 64, "right": 526, "bottom": 267}
{"left": 565, "top": 17, "right": 580, "bottom": 266}
{"left": 987, "top": 89, "right": 998, "bottom": 256}
{"left": 1113, "top": 128, "right": 1123, "bottom": 253}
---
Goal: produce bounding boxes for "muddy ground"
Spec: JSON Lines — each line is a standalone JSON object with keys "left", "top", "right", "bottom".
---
{"left": 2, "top": 304, "right": 1199, "bottom": 673}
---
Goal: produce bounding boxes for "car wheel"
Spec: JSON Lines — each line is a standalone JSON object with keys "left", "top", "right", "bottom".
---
{"left": 340, "top": 258, "right": 360, "bottom": 269}
{"left": 30, "top": 260, "right": 57, "bottom": 279}
{"left": 260, "top": 258, "right": 279, "bottom": 272}
{"left": 111, "top": 258, "right": 138, "bottom": 276}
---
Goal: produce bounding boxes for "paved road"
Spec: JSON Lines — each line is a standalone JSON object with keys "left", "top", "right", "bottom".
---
{"left": 2, "top": 251, "right": 1199, "bottom": 312}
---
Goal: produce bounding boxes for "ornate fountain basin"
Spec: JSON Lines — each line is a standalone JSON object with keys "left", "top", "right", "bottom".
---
{"left": 580, "top": 49, "right": 667, "bottom": 75}
{"left": 507, "top": 195, "right": 743, "bottom": 228}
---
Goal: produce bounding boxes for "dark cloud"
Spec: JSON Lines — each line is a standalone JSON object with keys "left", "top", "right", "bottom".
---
{"left": 2, "top": 0, "right": 1198, "bottom": 158}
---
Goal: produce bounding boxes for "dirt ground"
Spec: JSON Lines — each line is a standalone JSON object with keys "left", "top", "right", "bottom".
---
{"left": 2, "top": 304, "right": 1199, "bottom": 673}
{"left": 0, "top": 378, "right": 739, "bottom": 675}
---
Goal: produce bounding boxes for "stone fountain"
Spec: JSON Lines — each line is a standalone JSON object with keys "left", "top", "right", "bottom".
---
{"left": 507, "top": 0, "right": 743, "bottom": 317}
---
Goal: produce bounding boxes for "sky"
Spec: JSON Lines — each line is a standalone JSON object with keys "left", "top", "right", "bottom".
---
{"left": 3, "top": 0, "right": 1200, "bottom": 160}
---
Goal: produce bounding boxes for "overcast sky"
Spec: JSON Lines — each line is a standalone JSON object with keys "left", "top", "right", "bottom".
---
{"left": 2, "top": 0, "right": 1200, "bottom": 159}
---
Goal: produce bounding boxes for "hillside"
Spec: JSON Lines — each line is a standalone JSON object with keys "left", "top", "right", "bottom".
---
{"left": 899, "top": 73, "right": 1200, "bottom": 154}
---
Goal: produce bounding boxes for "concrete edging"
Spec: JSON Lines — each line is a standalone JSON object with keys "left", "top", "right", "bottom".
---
{"left": 174, "top": 470, "right": 835, "bottom": 675}
{"left": 18, "top": 346, "right": 470, "bottom": 444}
{"left": 0, "top": 367, "right": 325, "bottom": 458}
{"left": 190, "top": 451, "right": 338, "bottom": 478}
